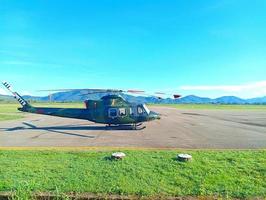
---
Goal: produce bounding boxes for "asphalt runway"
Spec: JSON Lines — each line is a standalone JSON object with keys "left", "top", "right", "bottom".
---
{"left": 0, "top": 106, "right": 265, "bottom": 148}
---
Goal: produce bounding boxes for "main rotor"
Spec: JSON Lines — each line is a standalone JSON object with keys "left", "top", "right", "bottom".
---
{"left": 37, "top": 88, "right": 181, "bottom": 100}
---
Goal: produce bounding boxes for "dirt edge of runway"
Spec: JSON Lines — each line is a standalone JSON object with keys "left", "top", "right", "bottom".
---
{"left": 0, "top": 146, "right": 265, "bottom": 151}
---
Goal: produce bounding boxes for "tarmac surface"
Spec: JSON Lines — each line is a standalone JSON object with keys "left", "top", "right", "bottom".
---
{"left": 0, "top": 106, "right": 265, "bottom": 148}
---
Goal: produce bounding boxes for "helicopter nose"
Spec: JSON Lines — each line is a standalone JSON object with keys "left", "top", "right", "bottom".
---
{"left": 148, "top": 111, "right": 161, "bottom": 121}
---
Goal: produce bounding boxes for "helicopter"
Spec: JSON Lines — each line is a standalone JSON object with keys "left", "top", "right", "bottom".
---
{"left": 2, "top": 82, "right": 181, "bottom": 129}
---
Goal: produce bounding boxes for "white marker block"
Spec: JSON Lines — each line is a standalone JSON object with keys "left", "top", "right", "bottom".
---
{"left": 177, "top": 154, "right": 192, "bottom": 162}
{"left": 111, "top": 152, "right": 126, "bottom": 159}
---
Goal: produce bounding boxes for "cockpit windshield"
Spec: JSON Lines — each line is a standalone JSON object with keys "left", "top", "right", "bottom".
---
{"left": 143, "top": 104, "right": 150, "bottom": 114}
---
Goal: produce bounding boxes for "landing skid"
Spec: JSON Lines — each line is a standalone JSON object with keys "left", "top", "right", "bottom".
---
{"left": 105, "top": 123, "right": 146, "bottom": 130}
{"left": 132, "top": 123, "right": 146, "bottom": 130}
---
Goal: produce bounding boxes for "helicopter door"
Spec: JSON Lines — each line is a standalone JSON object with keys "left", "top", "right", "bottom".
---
{"left": 137, "top": 106, "right": 144, "bottom": 115}
{"left": 130, "top": 107, "right": 138, "bottom": 116}
{"left": 118, "top": 108, "right": 126, "bottom": 117}
{"left": 108, "top": 108, "right": 118, "bottom": 119}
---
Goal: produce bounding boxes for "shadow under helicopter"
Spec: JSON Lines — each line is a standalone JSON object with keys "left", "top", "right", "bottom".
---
{"left": 0, "top": 122, "right": 145, "bottom": 138}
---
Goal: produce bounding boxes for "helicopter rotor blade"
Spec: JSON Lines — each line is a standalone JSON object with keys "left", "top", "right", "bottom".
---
{"left": 154, "top": 92, "right": 181, "bottom": 99}
{"left": 126, "top": 90, "right": 145, "bottom": 93}
{"left": 37, "top": 88, "right": 145, "bottom": 94}
{"left": 173, "top": 94, "right": 181, "bottom": 99}
{"left": 37, "top": 89, "right": 124, "bottom": 93}
{"left": 77, "top": 91, "right": 115, "bottom": 96}
{"left": 37, "top": 88, "right": 181, "bottom": 99}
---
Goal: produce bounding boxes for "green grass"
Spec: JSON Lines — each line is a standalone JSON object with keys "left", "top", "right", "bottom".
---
{"left": 0, "top": 103, "right": 84, "bottom": 121}
{"left": 0, "top": 149, "right": 265, "bottom": 199}
{"left": 0, "top": 104, "right": 24, "bottom": 121}
{"left": 0, "top": 114, "right": 23, "bottom": 121}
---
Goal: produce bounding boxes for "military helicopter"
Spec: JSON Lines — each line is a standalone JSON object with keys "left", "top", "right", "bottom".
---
{"left": 2, "top": 82, "right": 181, "bottom": 129}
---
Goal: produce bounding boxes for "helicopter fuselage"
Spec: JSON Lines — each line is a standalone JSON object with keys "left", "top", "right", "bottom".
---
{"left": 18, "top": 95, "right": 160, "bottom": 125}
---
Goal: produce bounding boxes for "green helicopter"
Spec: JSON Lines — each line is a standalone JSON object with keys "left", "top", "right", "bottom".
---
{"left": 2, "top": 82, "right": 180, "bottom": 129}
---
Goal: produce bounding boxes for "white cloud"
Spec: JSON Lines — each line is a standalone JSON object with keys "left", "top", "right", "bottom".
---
{"left": 0, "top": 88, "right": 8, "bottom": 95}
{"left": 179, "top": 81, "right": 266, "bottom": 98}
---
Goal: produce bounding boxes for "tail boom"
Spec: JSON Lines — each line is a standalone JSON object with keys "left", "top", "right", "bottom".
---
{"left": 2, "top": 81, "right": 93, "bottom": 121}
{"left": 19, "top": 106, "right": 93, "bottom": 120}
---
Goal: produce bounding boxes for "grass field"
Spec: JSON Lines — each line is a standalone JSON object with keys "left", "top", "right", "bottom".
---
{"left": 0, "top": 103, "right": 84, "bottom": 121}
{"left": 0, "top": 103, "right": 24, "bottom": 121}
{"left": 1, "top": 102, "right": 266, "bottom": 122}
{"left": 0, "top": 149, "right": 265, "bottom": 199}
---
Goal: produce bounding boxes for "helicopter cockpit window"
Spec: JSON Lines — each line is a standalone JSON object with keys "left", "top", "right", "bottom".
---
{"left": 109, "top": 108, "right": 118, "bottom": 118}
{"left": 137, "top": 106, "right": 143, "bottom": 114}
{"left": 143, "top": 104, "right": 150, "bottom": 114}
{"left": 119, "top": 108, "right": 126, "bottom": 117}
{"left": 129, "top": 108, "right": 133, "bottom": 115}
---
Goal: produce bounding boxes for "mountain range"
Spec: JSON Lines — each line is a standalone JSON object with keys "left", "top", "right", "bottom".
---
{"left": 1, "top": 91, "right": 266, "bottom": 104}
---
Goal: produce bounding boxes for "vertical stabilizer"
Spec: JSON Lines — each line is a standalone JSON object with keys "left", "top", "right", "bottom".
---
{"left": 2, "top": 81, "right": 31, "bottom": 107}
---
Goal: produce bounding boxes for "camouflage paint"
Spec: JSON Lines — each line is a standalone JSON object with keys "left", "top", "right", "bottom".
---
{"left": 2, "top": 82, "right": 160, "bottom": 125}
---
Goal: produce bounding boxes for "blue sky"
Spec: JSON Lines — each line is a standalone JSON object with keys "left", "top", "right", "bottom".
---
{"left": 0, "top": 0, "right": 266, "bottom": 98}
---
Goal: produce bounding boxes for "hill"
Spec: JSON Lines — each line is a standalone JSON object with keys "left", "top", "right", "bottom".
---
{"left": 1, "top": 92, "right": 266, "bottom": 104}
